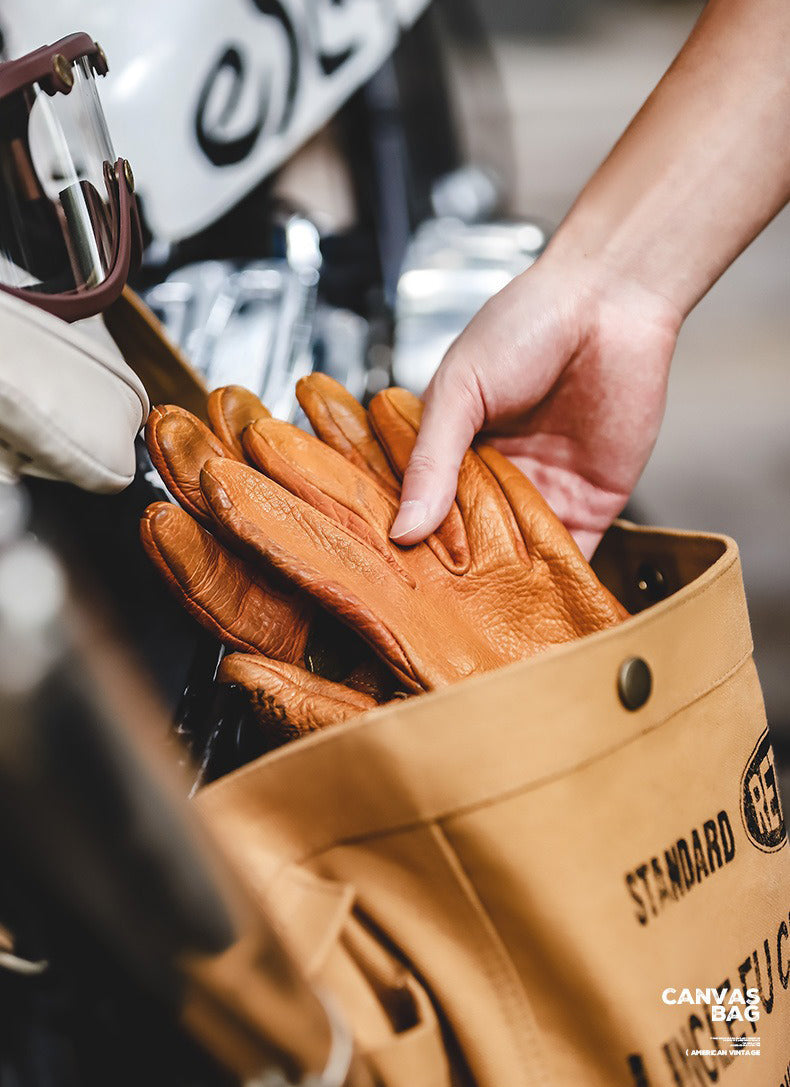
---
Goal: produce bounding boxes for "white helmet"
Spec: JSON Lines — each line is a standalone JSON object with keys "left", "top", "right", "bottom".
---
{"left": 2, "top": 0, "right": 431, "bottom": 243}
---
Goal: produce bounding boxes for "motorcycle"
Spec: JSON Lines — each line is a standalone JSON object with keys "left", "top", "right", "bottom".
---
{"left": 0, "top": 3, "right": 548, "bottom": 1082}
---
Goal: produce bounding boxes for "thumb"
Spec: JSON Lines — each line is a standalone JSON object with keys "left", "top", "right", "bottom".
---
{"left": 571, "top": 528, "right": 606, "bottom": 562}
{"left": 389, "top": 366, "right": 484, "bottom": 544}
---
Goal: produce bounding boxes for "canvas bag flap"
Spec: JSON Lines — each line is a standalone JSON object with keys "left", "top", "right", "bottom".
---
{"left": 199, "top": 522, "right": 790, "bottom": 1086}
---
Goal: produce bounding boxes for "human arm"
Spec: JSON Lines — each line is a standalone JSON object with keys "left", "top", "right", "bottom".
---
{"left": 390, "top": 0, "right": 790, "bottom": 556}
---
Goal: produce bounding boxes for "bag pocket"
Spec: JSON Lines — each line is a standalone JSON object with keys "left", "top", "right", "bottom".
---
{"left": 269, "top": 861, "right": 454, "bottom": 1087}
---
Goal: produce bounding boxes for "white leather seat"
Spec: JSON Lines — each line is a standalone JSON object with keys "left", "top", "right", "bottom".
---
{"left": 0, "top": 291, "right": 149, "bottom": 493}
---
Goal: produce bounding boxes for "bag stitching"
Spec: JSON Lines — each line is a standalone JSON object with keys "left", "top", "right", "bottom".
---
{"left": 203, "top": 550, "right": 743, "bottom": 801}
{"left": 435, "top": 648, "right": 755, "bottom": 824}
{"left": 427, "top": 821, "right": 552, "bottom": 1087}
{"left": 293, "top": 649, "right": 753, "bottom": 856}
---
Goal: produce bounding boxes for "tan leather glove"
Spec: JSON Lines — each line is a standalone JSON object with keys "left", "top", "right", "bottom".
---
{"left": 200, "top": 382, "right": 627, "bottom": 695}
{"left": 142, "top": 386, "right": 392, "bottom": 740}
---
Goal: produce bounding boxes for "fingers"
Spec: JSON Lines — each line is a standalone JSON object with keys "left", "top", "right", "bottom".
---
{"left": 476, "top": 444, "right": 592, "bottom": 559}
{"left": 476, "top": 446, "right": 628, "bottom": 624}
{"left": 366, "top": 386, "right": 424, "bottom": 478}
{"left": 140, "top": 502, "right": 312, "bottom": 659}
{"left": 296, "top": 374, "right": 398, "bottom": 491}
{"left": 368, "top": 388, "right": 471, "bottom": 572}
{"left": 388, "top": 364, "right": 484, "bottom": 545}
{"left": 242, "top": 417, "right": 397, "bottom": 559}
{"left": 371, "top": 388, "right": 522, "bottom": 568}
{"left": 571, "top": 528, "right": 606, "bottom": 562}
{"left": 474, "top": 445, "right": 559, "bottom": 551}
{"left": 219, "top": 653, "right": 377, "bottom": 738}
{"left": 495, "top": 448, "right": 628, "bottom": 563}
{"left": 200, "top": 457, "right": 423, "bottom": 692}
{"left": 146, "top": 405, "right": 238, "bottom": 522}
{"left": 207, "top": 385, "right": 270, "bottom": 460}
{"left": 299, "top": 377, "right": 472, "bottom": 573}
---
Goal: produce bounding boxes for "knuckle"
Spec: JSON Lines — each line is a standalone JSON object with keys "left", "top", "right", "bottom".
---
{"left": 429, "top": 363, "right": 485, "bottom": 431}
{"left": 405, "top": 449, "right": 438, "bottom": 477}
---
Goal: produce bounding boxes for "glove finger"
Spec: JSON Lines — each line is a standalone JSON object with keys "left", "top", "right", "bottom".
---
{"left": 219, "top": 653, "right": 378, "bottom": 739}
{"left": 242, "top": 418, "right": 398, "bottom": 559}
{"left": 476, "top": 446, "right": 628, "bottom": 625}
{"left": 207, "top": 385, "right": 271, "bottom": 461}
{"left": 146, "top": 405, "right": 238, "bottom": 523}
{"left": 140, "top": 501, "right": 312, "bottom": 661}
{"left": 367, "top": 386, "right": 424, "bottom": 476}
{"left": 296, "top": 373, "right": 398, "bottom": 492}
{"left": 201, "top": 457, "right": 430, "bottom": 692}
{"left": 297, "top": 377, "right": 471, "bottom": 574}
{"left": 369, "top": 388, "right": 520, "bottom": 569}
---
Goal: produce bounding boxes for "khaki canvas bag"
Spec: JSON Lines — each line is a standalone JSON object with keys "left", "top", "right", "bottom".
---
{"left": 198, "top": 520, "right": 790, "bottom": 1086}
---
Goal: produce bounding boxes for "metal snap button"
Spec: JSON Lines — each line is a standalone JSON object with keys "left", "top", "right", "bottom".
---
{"left": 635, "top": 562, "right": 668, "bottom": 604}
{"left": 618, "top": 657, "right": 652, "bottom": 711}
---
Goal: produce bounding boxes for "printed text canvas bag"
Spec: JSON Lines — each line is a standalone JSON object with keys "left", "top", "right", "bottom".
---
{"left": 199, "top": 521, "right": 790, "bottom": 1086}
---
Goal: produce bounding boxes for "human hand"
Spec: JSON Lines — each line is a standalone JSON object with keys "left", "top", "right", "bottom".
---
{"left": 389, "top": 254, "right": 682, "bottom": 558}
{"left": 389, "top": 0, "right": 790, "bottom": 558}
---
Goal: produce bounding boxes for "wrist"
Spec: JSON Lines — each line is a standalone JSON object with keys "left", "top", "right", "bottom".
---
{"left": 538, "top": 0, "right": 790, "bottom": 323}
{"left": 536, "top": 232, "right": 685, "bottom": 346}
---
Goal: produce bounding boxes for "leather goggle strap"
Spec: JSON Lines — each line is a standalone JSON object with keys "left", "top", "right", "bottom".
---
{"left": 104, "top": 285, "right": 210, "bottom": 422}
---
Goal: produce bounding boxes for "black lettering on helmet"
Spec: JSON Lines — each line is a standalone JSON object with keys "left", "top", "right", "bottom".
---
{"left": 195, "top": 46, "right": 269, "bottom": 166}
{"left": 251, "top": 0, "right": 301, "bottom": 131}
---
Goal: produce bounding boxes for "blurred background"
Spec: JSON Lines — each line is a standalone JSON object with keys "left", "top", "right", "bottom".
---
{"left": 0, "top": 3, "right": 787, "bottom": 1083}
{"left": 448, "top": 0, "right": 790, "bottom": 768}
{"left": 2, "top": 0, "right": 785, "bottom": 774}
{"left": 5, "top": 0, "right": 785, "bottom": 759}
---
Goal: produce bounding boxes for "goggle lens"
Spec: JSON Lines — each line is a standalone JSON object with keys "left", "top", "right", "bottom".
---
{"left": 0, "top": 52, "right": 119, "bottom": 297}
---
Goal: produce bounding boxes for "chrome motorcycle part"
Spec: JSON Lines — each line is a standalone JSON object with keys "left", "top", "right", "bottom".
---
{"left": 430, "top": 164, "right": 501, "bottom": 223}
{"left": 143, "top": 229, "right": 368, "bottom": 422}
{"left": 393, "top": 215, "right": 547, "bottom": 391}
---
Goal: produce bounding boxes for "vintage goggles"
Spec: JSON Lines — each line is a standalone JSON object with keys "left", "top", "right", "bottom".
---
{"left": 0, "top": 33, "right": 142, "bottom": 321}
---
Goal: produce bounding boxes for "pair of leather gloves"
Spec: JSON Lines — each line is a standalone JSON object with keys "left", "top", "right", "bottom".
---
{"left": 141, "top": 377, "right": 627, "bottom": 742}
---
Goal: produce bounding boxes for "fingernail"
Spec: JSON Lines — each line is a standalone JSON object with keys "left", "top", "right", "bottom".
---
{"left": 390, "top": 499, "right": 428, "bottom": 541}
